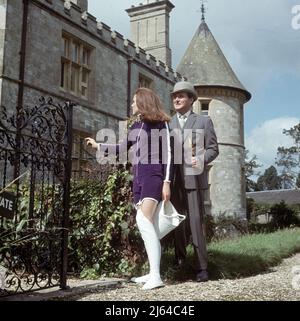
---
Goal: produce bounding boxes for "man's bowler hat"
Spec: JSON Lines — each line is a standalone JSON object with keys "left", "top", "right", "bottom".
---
{"left": 171, "top": 81, "right": 198, "bottom": 101}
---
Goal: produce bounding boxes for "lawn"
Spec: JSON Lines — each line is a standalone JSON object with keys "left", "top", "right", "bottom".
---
{"left": 160, "top": 228, "right": 300, "bottom": 281}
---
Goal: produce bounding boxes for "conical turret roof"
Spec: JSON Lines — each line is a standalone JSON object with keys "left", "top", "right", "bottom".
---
{"left": 177, "top": 21, "right": 251, "bottom": 101}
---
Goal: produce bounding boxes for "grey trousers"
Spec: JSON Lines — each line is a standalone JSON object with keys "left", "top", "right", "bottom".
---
{"left": 174, "top": 189, "right": 208, "bottom": 270}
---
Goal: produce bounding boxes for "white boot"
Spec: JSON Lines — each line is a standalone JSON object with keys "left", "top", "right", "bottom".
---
{"left": 136, "top": 209, "right": 164, "bottom": 290}
{"left": 130, "top": 274, "right": 150, "bottom": 284}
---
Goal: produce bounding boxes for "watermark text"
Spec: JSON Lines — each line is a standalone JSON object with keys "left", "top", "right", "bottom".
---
{"left": 95, "top": 121, "right": 205, "bottom": 175}
{"left": 291, "top": 5, "right": 300, "bottom": 30}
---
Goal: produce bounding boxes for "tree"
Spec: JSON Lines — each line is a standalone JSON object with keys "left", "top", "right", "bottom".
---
{"left": 276, "top": 123, "right": 300, "bottom": 189}
{"left": 244, "top": 150, "right": 261, "bottom": 192}
{"left": 276, "top": 147, "right": 297, "bottom": 189}
{"left": 256, "top": 165, "right": 281, "bottom": 191}
{"left": 256, "top": 176, "right": 264, "bottom": 191}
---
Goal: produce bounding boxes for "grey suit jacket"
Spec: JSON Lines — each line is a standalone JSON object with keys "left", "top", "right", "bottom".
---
{"left": 169, "top": 112, "right": 219, "bottom": 190}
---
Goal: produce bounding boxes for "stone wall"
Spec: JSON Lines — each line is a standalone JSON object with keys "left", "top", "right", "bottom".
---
{"left": 0, "top": 0, "right": 182, "bottom": 136}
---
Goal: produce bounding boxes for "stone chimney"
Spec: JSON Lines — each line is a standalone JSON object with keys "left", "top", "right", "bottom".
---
{"left": 126, "top": 1, "right": 174, "bottom": 67}
{"left": 70, "top": 0, "right": 88, "bottom": 12}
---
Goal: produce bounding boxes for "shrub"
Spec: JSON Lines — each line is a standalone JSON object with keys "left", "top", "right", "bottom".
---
{"left": 269, "top": 201, "right": 300, "bottom": 229}
{"left": 68, "top": 165, "right": 144, "bottom": 277}
{"left": 0, "top": 166, "right": 144, "bottom": 279}
{"left": 205, "top": 213, "right": 248, "bottom": 242}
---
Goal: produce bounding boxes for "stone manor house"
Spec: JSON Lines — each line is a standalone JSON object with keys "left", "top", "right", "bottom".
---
{"left": 0, "top": 0, "right": 251, "bottom": 218}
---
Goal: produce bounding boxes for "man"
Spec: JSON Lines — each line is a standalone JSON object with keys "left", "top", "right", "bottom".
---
{"left": 169, "top": 81, "right": 219, "bottom": 282}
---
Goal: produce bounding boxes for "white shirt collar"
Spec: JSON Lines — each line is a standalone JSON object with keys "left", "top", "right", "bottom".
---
{"left": 177, "top": 110, "right": 191, "bottom": 120}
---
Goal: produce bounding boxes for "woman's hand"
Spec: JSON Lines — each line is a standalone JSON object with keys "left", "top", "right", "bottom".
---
{"left": 162, "top": 181, "right": 171, "bottom": 202}
{"left": 191, "top": 156, "right": 198, "bottom": 168}
{"left": 85, "top": 137, "right": 98, "bottom": 149}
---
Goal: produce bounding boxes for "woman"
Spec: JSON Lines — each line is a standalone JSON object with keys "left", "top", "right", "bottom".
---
{"left": 85, "top": 88, "right": 172, "bottom": 290}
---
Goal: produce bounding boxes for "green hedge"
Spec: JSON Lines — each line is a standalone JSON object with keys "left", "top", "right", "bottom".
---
{"left": 68, "top": 166, "right": 144, "bottom": 278}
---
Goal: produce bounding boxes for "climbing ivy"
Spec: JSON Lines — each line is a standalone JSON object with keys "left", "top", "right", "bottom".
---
{"left": 68, "top": 166, "right": 144, "bottom": 278}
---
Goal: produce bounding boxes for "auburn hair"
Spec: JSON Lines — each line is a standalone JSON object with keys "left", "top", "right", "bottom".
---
{"left": 135, "top": 87, "right": 171, "bottom": 123}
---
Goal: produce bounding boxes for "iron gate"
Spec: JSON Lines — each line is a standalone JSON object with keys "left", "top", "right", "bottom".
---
{"left": 0, "top": 97, "right": 74, "bottom": 297}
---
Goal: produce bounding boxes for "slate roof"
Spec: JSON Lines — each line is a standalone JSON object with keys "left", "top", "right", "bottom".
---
{"left": 176, "top": 21, "right": 251, "bottom": 101}
{"left": 247, "top": 189, "right": 300, "bottom": 205}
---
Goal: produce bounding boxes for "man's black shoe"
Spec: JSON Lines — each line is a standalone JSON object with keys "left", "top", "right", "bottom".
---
{"left": 196, "top": 270, "right": 209, "bottom": 282}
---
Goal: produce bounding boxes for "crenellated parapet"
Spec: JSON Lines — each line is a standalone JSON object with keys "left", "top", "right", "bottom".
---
{"left": 39, "top": 0, "right": 182, "bottom": 83}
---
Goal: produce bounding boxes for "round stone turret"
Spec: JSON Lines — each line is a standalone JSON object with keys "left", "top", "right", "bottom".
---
{"left": 177, "top": 21, "right": 251, "bottom": 219}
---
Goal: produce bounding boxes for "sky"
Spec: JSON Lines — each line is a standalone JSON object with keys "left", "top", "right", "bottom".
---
{"left": 87, "top": 0, "right": 300, "bottom": 175}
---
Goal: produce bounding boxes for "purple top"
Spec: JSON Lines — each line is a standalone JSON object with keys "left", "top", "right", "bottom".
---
{"left": 97, "top": 120, "right": 171, "bottom": 182}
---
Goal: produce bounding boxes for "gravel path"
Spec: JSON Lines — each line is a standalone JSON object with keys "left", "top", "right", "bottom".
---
{"left": 71, "top": 253, "right": 300, "bottom": 301}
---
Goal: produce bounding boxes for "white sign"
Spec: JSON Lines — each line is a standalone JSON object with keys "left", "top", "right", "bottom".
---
{"left": 0, "top": 192, "right": 16, "bottom": 219}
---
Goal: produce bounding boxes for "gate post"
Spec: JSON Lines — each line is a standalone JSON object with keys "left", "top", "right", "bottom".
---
{"left": 60, "top": 101, "right": 75, "bottom": 290}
